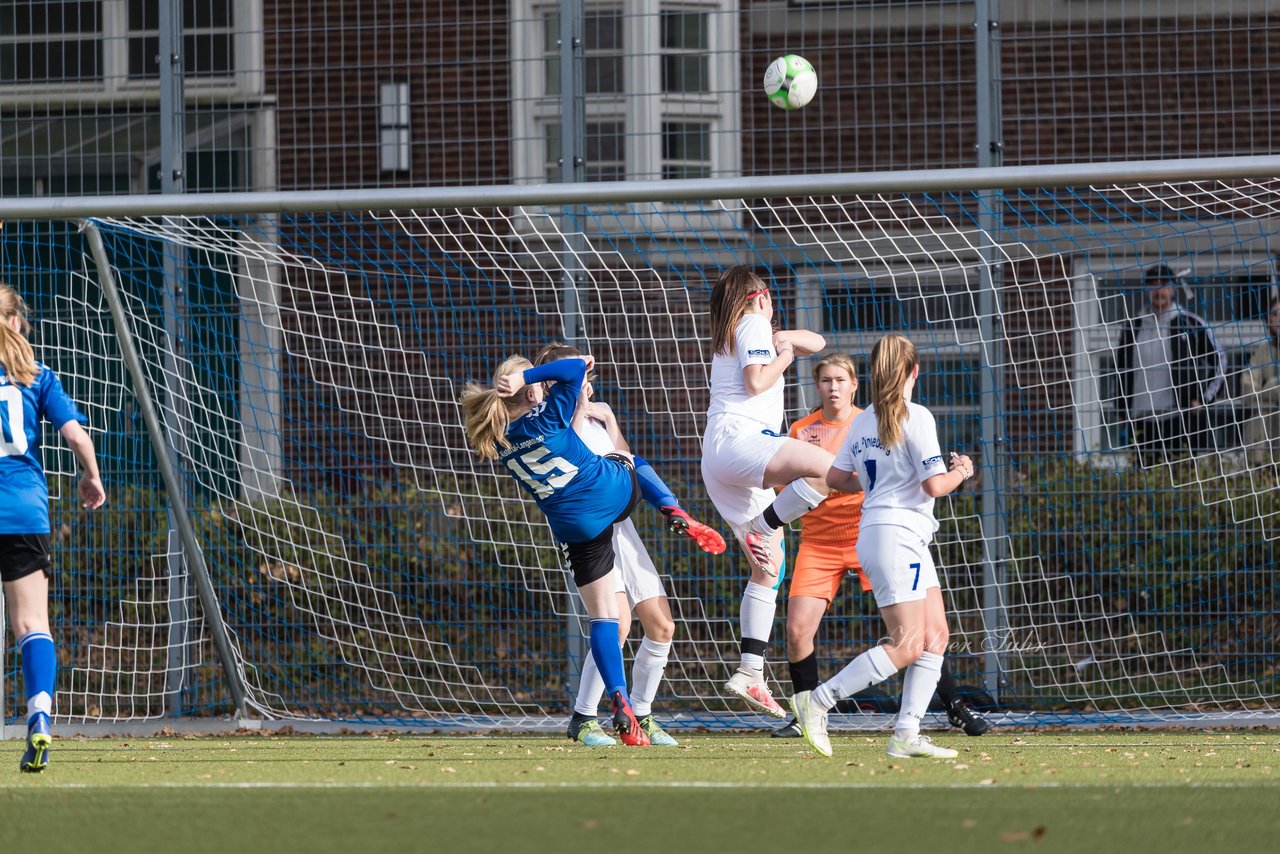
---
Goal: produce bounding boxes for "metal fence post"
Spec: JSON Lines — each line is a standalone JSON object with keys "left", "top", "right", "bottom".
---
{"left": 975, "top": 0, "right": 1011, "bottom": 704}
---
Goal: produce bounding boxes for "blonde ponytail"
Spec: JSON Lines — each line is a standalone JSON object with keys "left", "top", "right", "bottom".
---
{"left": 460, "top": 355, "right": 533, "bottom": 460}
{"left": 869, "top": 334, "right": 917, "bottom": 450}
{"left": 0, "top": 283, "right": 36, "bottom": 386}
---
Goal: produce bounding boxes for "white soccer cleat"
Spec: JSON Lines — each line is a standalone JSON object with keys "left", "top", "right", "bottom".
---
{"left": 886, "top": 733, "right": 958, "bottom": 759}
{"left": 789, "top": 690, "right": 832, "bottom": 758}
{"left": 740, "top": 530, "right": 778, "bottom": 577}
{"left": 724, "top": 667, "right": 787, "bottom": 718}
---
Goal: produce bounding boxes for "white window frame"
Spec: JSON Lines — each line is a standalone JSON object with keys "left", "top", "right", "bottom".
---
{"left": 510, "top": 0, "right": 740, "bottom": 185}
{"left": 0, "top": 0, "right": 262, "bottom": 100}
{"left": 1070, "top": 254, "right": 1277, "bottom": 465}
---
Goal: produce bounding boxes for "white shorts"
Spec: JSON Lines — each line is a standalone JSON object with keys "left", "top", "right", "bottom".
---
{"left": 609, "top": 519, "right": 666, "bottom": 606}
{"left": 855, "top": 524, "right": 940, "bottom": 608}
{"left": 701, "top": 417, "right": 790, "bottom": 527}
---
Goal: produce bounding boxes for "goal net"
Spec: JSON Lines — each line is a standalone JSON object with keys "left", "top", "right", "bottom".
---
{"left": 5, "top": 169, "right": 1279, "bottom": 728}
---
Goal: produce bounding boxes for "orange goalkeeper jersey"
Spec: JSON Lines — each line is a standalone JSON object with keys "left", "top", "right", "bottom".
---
{"left": 789, "top": 407, "right": 864, "bottom": 546}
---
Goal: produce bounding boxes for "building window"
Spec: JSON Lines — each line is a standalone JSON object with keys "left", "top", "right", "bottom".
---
{"left": 126, "top": 0, "right": 235, "bottom": 79}
{"left": 661, "top": 10, "right": 708, "bottom": 93}
{"left": 512, "top": 0, "right": 740, "bottom": 185}
{"left": 378, "top": 82, "right": 411, "bottom": 173}
{"left": 662, "top": 120, "right": 710, "bottom": 179}
{"left": 546, "top": 120, "right": 627, "bottom": 183}
{"left": 1, "top": 0, "right": 259, "bottom": 94}
{"left": 0, "top": 0, "right": 101, "bottom": 84}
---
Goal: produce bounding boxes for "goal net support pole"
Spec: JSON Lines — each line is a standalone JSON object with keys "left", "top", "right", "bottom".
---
{"left": 82, "top": 220, "right": 249, "bottom": 720}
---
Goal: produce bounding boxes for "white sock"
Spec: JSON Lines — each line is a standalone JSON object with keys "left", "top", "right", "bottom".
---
{"left": 812, "top": 644, "right": 897, "bottom": 711}
{"left": 573, "top": 645, "right": 609, "bottom": 716}
{"left": 894, "top": 651, "right": 944, "bottom": 741}
{"left": 629, "top": 637, "right": 671, "bottom": 717}
{"left": 739, "top": 581, "right": 778, "bottom": 671}
{"left": 27, "top": 690, "right": 52, "bottom": 720}
{"left": 751, "top": 478, "right": 825, "bottom": 534}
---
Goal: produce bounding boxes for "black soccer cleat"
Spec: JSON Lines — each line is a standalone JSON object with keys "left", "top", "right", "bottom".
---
{"left": 946, "top": 701, "right": 991, "bottom": 736}
{"left": 771, "top": 717, "right": 802, "bottom": 739}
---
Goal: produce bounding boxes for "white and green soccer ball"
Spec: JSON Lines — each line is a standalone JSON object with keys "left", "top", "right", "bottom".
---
{"left": 763, "top": 54, "right": 817, "bottom": 111}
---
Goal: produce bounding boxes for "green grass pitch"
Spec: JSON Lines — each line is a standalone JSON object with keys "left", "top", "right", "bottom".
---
{"left": 0, "top": 732, "right": 1277, "bottom": 853}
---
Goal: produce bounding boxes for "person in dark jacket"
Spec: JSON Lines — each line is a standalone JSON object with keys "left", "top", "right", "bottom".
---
{"left": 1116, "top": 263, "right": 1226, "bottom": 466}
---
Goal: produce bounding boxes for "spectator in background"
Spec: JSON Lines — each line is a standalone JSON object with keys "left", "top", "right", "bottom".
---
{"left": 1117, "top": 263, "right": 1226, "bottom": 466}
{"left": 1239, "top": 296, "right": 1280, "bottom": 469}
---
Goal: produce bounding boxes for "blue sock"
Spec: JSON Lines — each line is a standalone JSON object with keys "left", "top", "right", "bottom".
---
{"left": 634, "top": 456, "right": 679, "bottom": 511}
{"left": 588, "top": 619, "right": 627, "bottom": 698}
{"left": 19, "top": 632, "right": 56, "bottom": 722}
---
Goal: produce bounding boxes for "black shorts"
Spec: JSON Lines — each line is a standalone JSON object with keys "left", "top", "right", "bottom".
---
{"left": 561, "top": 455, "right": 641, "bottom": 587}
{"left": 0, "top": 534, "right": 52, "bottom": 583}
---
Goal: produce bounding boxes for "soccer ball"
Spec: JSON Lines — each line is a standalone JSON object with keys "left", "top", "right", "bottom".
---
{"left": 763, "top": 54, "right": 817, "bottom": 111}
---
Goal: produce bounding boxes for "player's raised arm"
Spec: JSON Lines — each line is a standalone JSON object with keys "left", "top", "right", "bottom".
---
{"left": 775, "top": 329, "right": 826, "bottom": 357}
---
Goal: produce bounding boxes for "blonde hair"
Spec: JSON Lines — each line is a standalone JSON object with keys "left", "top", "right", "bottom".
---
{"left": 809, "top": 352, "right": 859, "bottom": 413}
{"left": 460, "top": 355, "right": 533, "bottom": 460}
{"left": 869, "top": 335, "right": 917, "bottom": 450}
{"left": 709, "top": 265, "right": 769, "bottom": 356}
{"left": 0, "top": 284, "right": 36, "bottom": 386}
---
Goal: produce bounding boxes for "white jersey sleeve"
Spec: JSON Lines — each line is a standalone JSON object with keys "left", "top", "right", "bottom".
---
{"left": 735, "top": 314, "right": 776, "bottom": 369}
{"left": 905, "top": 404, "right": 949, "bottom": 482}
{"left": 833, "top": 420, "right": 860, "bottom": 472}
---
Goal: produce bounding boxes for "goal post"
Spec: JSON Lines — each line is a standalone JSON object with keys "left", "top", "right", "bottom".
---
{"left": 3, "top": 156, "right": 1280, "bottom": 730}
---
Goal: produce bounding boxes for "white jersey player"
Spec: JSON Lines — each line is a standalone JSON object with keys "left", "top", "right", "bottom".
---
{"left": 700, "top": 265, "right": 831, "bottom": 717}
{"left": 790, "top": 334, "right": 975, "bottom": 760}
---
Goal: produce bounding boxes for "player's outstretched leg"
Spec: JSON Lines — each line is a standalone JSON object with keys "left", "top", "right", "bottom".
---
{"left": 661, "top": 506, "right": 727, "bottom": 555}
{"left": 20, "top": 711, "right": 51, "bottom": 773}
{"left": 611, "top": 691, "right": 650, "bottom": 746}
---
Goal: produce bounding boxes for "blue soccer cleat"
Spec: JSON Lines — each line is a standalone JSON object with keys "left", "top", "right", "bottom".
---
{"left": 637, "top": 714, "right": 678, "bottom": 747}
{"left": 20, "top": 712, "right": 51, "bottom": 773}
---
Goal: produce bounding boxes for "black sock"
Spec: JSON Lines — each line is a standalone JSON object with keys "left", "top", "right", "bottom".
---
{"left": 788, "top": 652, "right": 820, "bottom": 694}
{"left": 935, "top": 660, "right": 958, "bottom": 710}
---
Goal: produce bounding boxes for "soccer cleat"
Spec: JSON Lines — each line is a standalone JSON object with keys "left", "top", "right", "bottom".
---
{"left": 886, "top": 733, "right": 958, "bottom": 759}
{"left": 741, "top": 530, "right": 777, "bottom": 577}
{"left": 946, "top": 702, "right": 991, "bottom": 736}
{"left": 637, "top": 715, "right": 678, "bottom": 747}
{"left": 20, "top": 712, "right": 51, "bottom": 773}
{"left": 724, "top": 668, "right": 787, "bottom": 718}
{"left": 567, "top": 713, "right": 616, "bottom": 747}
{"left": 611, "top": 691, "right": 650, "bottom": 747}
{"left": 661, "top": 506, "right": 727, "bottom": 555}
{"left": 789, "top": 691, "right": 832, "bottom": 757}
{"left": 771, "top": 717, "right": 802, "bottom": 739}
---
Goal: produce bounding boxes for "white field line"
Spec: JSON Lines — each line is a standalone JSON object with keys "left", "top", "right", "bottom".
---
{"left": 0, "top": 780, "right": 1277, "bottom": 791}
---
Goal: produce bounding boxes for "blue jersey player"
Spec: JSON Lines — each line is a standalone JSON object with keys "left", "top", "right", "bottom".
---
{"left": 461, "top": 353, "right": 649, "bottom": 745}
{"left": 0, "top": 284, "right": 106, "bottom": 772}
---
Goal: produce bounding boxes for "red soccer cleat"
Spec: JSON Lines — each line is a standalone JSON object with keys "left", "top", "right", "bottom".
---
{"left": 661, "top": 506, "right": 727, "bottom": 555}
{"left": 611, "top": 691, "right": 651, "bottom": 747}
